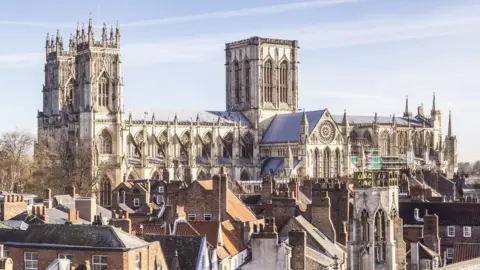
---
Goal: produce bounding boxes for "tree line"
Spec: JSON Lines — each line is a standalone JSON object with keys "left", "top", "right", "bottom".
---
{"left": 0, "top": 130, "right": 111, "bottom": 197}
{"left": 458, "top": 161, "right": 480, "bottom": 175}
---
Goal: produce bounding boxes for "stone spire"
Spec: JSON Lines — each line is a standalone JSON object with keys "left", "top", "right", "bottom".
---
{"left": 109, "top": 25, "right": 114, "bottom": 45}
{"left": 76, "top": 22, "right": 80, "bottom": 44}
{"left": 115, "top": 21, "right": 121, "bottom": 48}
{"left": 342, "top": 109, "right": 348, "bottom": 126}
{"left": 300, "top": 109, "right": 308, "bottom": 145}
{"left": 403, "top": 95, "right": 410, "bottom": 117}
{"left": 45, "top": 32, "right": 50, "bottom": 56}
{"left": 448, "top": 110, "right": 452, "bottom": 137}
{"left": 88, "top": 14, "right": 94, "bottom": 45}
{"left": 102, "top": 22, "right": 107, "bottom": 46}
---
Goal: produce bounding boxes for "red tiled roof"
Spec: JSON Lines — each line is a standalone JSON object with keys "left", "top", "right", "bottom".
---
{"left": 197, "top": 180, "right": 213, "bottom": 190}
{"left": 189, "top": 221, "right": 220, "bottom": 247}
{"left": 453, "top": 243, "right": 480, "bottom": 263}
{"left": 175, "top": 222, "right": 200, "bottom": 237}
{"left": 132, "top": 223, "right": 169, "bottom": 235}
{"left": 227, "top": 190, "right": 257, "bottom": 222}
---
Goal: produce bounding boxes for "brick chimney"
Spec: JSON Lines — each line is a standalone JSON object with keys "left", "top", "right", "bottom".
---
{"left": 250, "top": 218, "right": 279, "bottom": 264}
{"left": 213, "top": 167, "right": 228, "bottom": 221}
{"left": 32, "top": 205, "right": 48, "bottom": 223}
{"left": 311, "top": 191, "right": 336, "bottom": 242}
{"left": 68, "top": 208, "right": 79, "bottom": 223}
{"left": 423, "top": 212, "right": 440, "bottom": 254}
{"left": 75, "top": 197, "right": 96, "bottom": 223}
{"left": 261, "top": 175, "right": 274, "bottom": 204}
{"left": 110, "top": 211, "right": 132, "bottom": 234}
{"left": 43, "top": 188, "right": 53, "bottom": 209}
{"left": 65, "top": 185, "right": 76, "bottom": 198}
{"left": 289, "top": 230, "right": 306, "bottom": 270}
{"left": 1, "top": 195, "right": 27, "bottom": 221}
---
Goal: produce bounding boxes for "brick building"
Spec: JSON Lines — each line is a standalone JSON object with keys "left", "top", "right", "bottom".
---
{"left": 0, "top": 223, "right": 167, "bottom": 269}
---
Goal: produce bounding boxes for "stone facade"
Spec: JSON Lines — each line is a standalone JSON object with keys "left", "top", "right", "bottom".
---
{"left": 348, "top": 171, "right": 406, "bottom": 270}
{"left": 37, "top": 18, "right": 458, "bottom": 208}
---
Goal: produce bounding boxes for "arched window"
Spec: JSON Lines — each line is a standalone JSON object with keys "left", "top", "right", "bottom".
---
{"left": 180, "top": 131, "right": 190, "bottom": 158}
{"left": 98, "top": 73, "right": 109, "bottom": 107}
{"left": 241, "top": 133, "right": 254, "bottom": 158}
{"left": 323, "top": 148, "right": 331, "bottom": 178}
{"left": 202, "top": 132, "right": 212, "bottom": 158}
{"left": 360, "top": 209, "right": 369, "bottom": 242}
{"left": 152, "top": 171, "right": 160, "bottom": 180}
{"left": 234, "top": 61, "right": 240, "bottom": 104}
{"left": 398, "top": 132, "right": 404, "bottom": 154}
{"left": 197, "top": 170, "right": 207, "bottom": 180}
{"left": 380, "top": 131, "right": 390, "bottom": 156}
{"left": 334, "top": 148, "right": 340, "bottom": 177}
{"left": 223, "top": 133, "right": 234, "bottom": 158}
{"left": 313, "top": 149, "right": 320, "bottom": 178}
{"left": 375, "top": 209, "right": 387, "bottom": 263}
{"left": 350, "top": 131, "right": 359, "bottom": 155}
{"left": 100, "top": 177, "right": 111, "bottom": 206}
{"left": 245, "top": 60, "right": 250, "bottom": 103}
{"left": 157, "top": 131, "right": 168, "bottom": 157}
{"left": 263, "top": 60, "right": 273, "bottom": 103}
{"left": 65, "top": 80, "right": 74, "bottom": 109}
{"left": 279, "top": 61, "right": 288, "bottom": 103}
{"left": 240, "top": 170, "right": 250, "bottom": 181}
{"left": 98, "top": 129, "right": 113, "bottom": 154}
{"left": 363, "top": 131, "right": 373, "bottom": 146}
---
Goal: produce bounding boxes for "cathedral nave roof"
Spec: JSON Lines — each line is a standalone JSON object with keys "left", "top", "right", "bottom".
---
{"left": 127, "top": 109, "right": 250, "bottom": 125}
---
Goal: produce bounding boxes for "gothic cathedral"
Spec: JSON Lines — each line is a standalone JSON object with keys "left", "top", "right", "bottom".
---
{"left": 37, "top": 18, "right": 458, "bottom": 207}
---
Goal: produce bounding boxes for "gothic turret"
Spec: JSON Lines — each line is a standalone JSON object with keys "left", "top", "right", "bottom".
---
{"left": 300, "top": 109, "right": 308, "bottom": 144}
{"left": 448, "top": 110, "right": 452, "bottom": 137}
{"left": 403, "top": 95, "right": 412, "bottom": 118}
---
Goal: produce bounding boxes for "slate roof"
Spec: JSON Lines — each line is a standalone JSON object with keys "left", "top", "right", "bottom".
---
{"left": 261, "top": 157, "right": 300, "bottom": 175}
{"left": 128, "top": 109, "right": 250, "bottom": 125}
{"left": 0, "top": 224, "right": 149, "bottom": 250}
{"left": 262, "top": 110, "right": 325, "bottom": 143}
{"left": 331, "top": 114, "right": 427, "bottom": 127}
{"left": 453, "top": 243, "right": 480, "bottom": 263}
{"left": 0, "top": 221, "right": 14, "bottom": 229}
{"left": 399, "top": 201, "right": 480, "bottom": 226}
{"left": 143, "top": 235, "right": 205, "bottom": 270}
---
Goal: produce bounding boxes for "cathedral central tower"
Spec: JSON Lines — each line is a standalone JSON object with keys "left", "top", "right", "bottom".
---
{"left": 224, "top": 37, "right": 299, "bottom": 131}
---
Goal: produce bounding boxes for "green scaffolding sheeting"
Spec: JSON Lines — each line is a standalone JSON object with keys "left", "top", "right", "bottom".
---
{"left": 351, "top": 156, "right": 383, "bottom": 169}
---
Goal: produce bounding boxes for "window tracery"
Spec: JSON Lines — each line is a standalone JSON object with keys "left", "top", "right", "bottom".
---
{"left": 98, "top": 73, "right": 109, "bottom": 108}
{"left": 98, "top": 129, "right": 112, "bottom": 154}
{"left": 99, "top": 176, "right": 111, "bottom": 206}
{"left": 240, "top": 170, "right": 250, "bottom": 181}
{"left": 202, "top": 132, "right": 212, "bottom": 158}
{"left": 380, "top": 131, "right": 390, "bottom": 156}
{"left": 157, "top": 131, "right": 168, "bottom": 157}
{"left": 223, "top": 133, "right": 234, "bottom": 158}
{"left": 350, "top": 131, "right": 359, "bottom": 155}
{"left": 241, "top": 132, "right": 254, "bottom": 158}
{"left": 263, "top": 60, "right": 273, "bottom": 103}
{"left": 65, "top": 80, "right": 74, "bottom": 109}
{"left": 279, "top": 61, "right": 288, "bottom": 103}
{"left": 245, "top": 60, "right": 250, "bottom": 103}
{"left": 313, "top": 149, "right": 320, "bottom": 178}
{"left": 374, "top": 209, "right": 387, "bottom": 263}
{"left": 334, "top": 148, "right": 340, "bottom": 177}
{"left": 234, "top": 61, "right": 240, "bottom": 105}
{"left": 323, "top": 148, "right": 331, "bottom": 178}
{"left": 360, "top": 209, "right": 369, "bottom": 242}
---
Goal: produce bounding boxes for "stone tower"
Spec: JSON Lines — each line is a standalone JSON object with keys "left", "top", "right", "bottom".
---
{"left": 37, "top": 17, "right": 124, "bottom": 200}
{"left": 348, "top": 171, "right": 406, "bottom": 270}
{"left": 224, "top": 37, "right": 300, "bottom": 135}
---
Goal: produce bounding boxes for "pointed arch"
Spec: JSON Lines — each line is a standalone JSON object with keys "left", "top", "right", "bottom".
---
{"left": 222, "top": 132, "right": 234, "bottom": 158}
{"left": 234, "top": 61, "right": 241, "bottom": 104}
{"left": 156, "top": 130, "right": 168, "bottom": 157}
{"left": 97, "top": 72, "right": 110, "bottom": 108}
{"left": 263, "top": 59, "right": 273, "bottom": 103}
{"left": 65, "top": 78, "right": 74, "bottom": 110}
{"left": 363, "top": 131, "right": 373, "bottom": 146}
{"left": 151, "top": 171, "right": 160, "bottom": 180}
{"left": 323, "top": 147, "right": 331, "bottom": 178}
{"left": 374, "top": 209, "right": 387, "bottom": 262}
{"left": 350, "top": 130, "right": 359, "bottom": 155}
{"left": 313, "top": 148, "right": 320, "bottom": 178}
{"left": 244, "top": 59, "right": 251, "bottom": 103}
{"left": 179, "top": 131, "right": 191, "bottom": 158}
{"left": 98, "top": 129, "right": 113, "bottom": 154}
{"left": 380, "top": 131, "right": 390, "bottom": 156}
{"left": 197, "top": 170, "right": 207, "bottom": 181}
{"left": 241, "top": 132, "right": 254, "bottom": 158}
{"left": 398, "top": 132, "right": 404, "bottom": 154}
{"left": 240, "top": 170, "right": 251, "bottom": 181}
{"left": 360, "top": 209, "right": 369, "bottom": 242}
{"left": 99, "top": 176, "right": 111, "bottom": 206}
{"left": 201, "top": 131, "right": 212, "bottom": 158}
{"left": 334, "top": 148, "right": 341, "bottom": 177}
{"left": 128, "top": 171, "right": 138, "bottom": 180}
{"left": 279, "top": 60, "right": 288, "bottom": 103}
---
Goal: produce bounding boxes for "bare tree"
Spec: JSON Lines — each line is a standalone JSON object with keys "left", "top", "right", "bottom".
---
{"left": 0, "top": 130, "right": 35, "bottom": 192}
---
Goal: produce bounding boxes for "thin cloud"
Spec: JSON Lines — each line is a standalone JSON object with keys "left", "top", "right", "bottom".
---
{"left": 123, "top": 0, "right": 362, "bottom": 27}
{"left": 0, "top": 0, "right": 362, "bottom": 28}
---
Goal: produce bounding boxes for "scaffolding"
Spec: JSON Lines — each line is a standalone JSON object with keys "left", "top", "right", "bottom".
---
{"left": 351, "top": 147, "right": 415, "bottom": 171}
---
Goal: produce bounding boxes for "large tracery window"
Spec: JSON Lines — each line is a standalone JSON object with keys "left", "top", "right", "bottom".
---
{"left": 263, "top": 60, "right": 273, "bottom": 103}
{"left": 157, "top": 131, "right": 168, "bottom": 158}
{"left": 202, "top": 132, "right": 212, "bottom": 158}
{"left": 223, "top": 133, "right": 233, "bottom": 158}
{"left": 350, "top": 131, "right": 359, "bottom": 155}
{"left": 100, "top": 177, "right": 111, "bottom": 206}
{"left": 98, "top": 74, "right": 109, "bottom": 108}
{"left": 245, "top": 60, "right": 250, "bottom": 104}
{"left": 374, "top": 209, "right": 387, "bottom": 263}
{"left": 334, "top": 148, "right": 340, "bottom": 177}
{"left": 241, "top": 132, "right": 254, "bottom": 158}
{"left": 360, "top": 209, "right": 370, "bottom": 243}
{"left": 98, "top": 129, "right": 113, "bottom": 154}
{"left": 313, "top": 149, "right": 320, "bottom": 178}
{"left": 380, "top": 131, "right": 390, "bottom": 156}
{"left": 363, "top": 131, "right": 373, "bottom": 147}
{"left": 279, "top": 61, "right": 288, "bottom": 103}
{"left": 323, "top": 148, "right": 331, "bottom": 178}
{"left": 234, "top": 61, "right": 241, "bottom": 105}
{"left": 65, "top": 80, "right": 74, "bottom": 109}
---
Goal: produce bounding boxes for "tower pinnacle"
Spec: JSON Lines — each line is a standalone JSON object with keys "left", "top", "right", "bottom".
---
{"left": 448, "top": 110, "right": 452, "bottom": 137}
{"left": 432, "top": 92, "right": 436, "bottom": 112}
{"left": 403, "top": 95, "right": 410, "bottom": 118}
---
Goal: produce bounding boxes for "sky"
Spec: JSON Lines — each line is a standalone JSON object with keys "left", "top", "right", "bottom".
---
{"left": 0, "top": 0, "right": 479, "bottom": 161}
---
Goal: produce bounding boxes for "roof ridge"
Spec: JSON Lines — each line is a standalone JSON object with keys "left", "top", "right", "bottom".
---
{"left": 110, "top": 226, "right": 128, "bottom": 248}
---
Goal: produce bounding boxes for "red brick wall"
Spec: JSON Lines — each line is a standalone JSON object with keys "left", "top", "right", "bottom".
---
{"left": 179, "top": 183, "right": 221, "bottom": 221}
{"left": 1, "top": 198, "right": 27, "bottom": 221}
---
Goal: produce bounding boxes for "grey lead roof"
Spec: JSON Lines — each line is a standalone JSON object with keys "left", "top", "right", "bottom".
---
{"left": 262, "top": 110, "right": 325, "bottom": 143}
{"left": 331, "top": 114, "right": 426, "bottom": 126}
{"left": 0, "top": 224, "right": 149, "bottom": 249}
{"left": 127, "top": 109, "right": 250, "bottom": 125}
